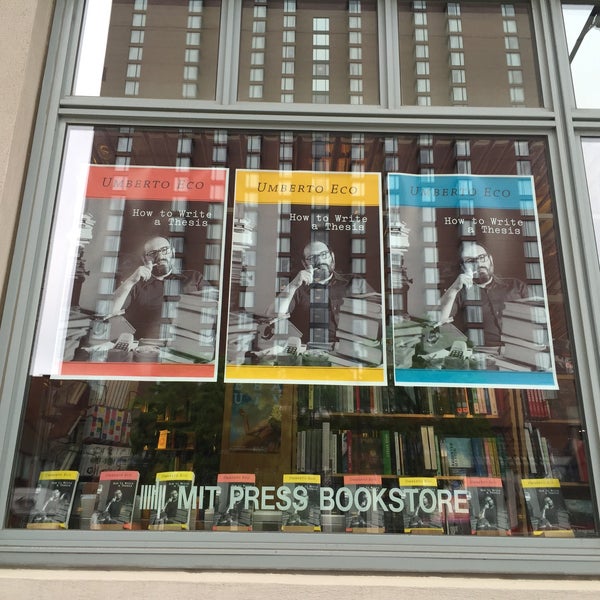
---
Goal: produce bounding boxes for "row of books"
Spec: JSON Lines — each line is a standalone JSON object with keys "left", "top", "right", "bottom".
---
{"left": 521, "top": 388, "right": 561, "bottom": 420}
{"left": 302, "top": 386, "right": 505, "bottom": 417}
{"left": 210, "top": 474, "right": 572, "bottom": 536}
{"left": 296, "top": 424, "right": 508, "bottom": 479}
{"left": 25, "top": 469, "right": 573, "bottom": 536}
{"left": 523, "top": 422, "right": 588, "bottom": 483}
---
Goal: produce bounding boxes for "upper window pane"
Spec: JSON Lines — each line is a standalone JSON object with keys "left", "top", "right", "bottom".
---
{"left": 563, "top": 4, "right": 600, "bottom": 108}
{"left": 398, "top": 1, "right": 542, "bottom": 107}
{"left": 582, "top": 138, "right": 600, "bottom": 260}
{"left": 74, "top": 0, "right": 222, "bottom": 99}
{"left": 238, "top": 0, "right": 379, "bottom": 104}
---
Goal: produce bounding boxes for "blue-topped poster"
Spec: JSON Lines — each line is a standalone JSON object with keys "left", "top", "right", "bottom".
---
{"left": 387, "top": 173, "right": 557, "bottom": 389}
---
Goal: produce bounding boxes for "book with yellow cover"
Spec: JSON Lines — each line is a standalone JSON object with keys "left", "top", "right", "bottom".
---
{"left": 27, "top": 470, "right": 79, "bottom": 529}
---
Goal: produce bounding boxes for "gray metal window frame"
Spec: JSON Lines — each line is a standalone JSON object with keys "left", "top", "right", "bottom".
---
{"left": 1, "top": 0, "right": 600, "bottom": 574}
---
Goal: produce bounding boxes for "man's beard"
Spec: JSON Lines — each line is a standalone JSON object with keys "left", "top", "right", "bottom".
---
{"left": 152, "top": 260, "right": 171, "bottom": 277}
{"left": 473, "top": 268, "right": 491, "bottom": 285}
{"left": 313, "top": 263, "right": 332, "bottom": 283}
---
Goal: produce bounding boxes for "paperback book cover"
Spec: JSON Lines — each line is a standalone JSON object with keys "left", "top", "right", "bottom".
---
{"left": 465, "top": 476, "right": 510, "bottom": 535}
{"left": 148, "top": 471, "right": 195, "bottom": 530}
{"left": 27, "top": 470, "right": 79, "bottom": 529}
{"left": 343, "top": 475, "right": 385, "bottom": 533}
{"left": 90, "top": 470, "right": 139, "bottom": 530}
{"left": 438, "top": 477, "right": 471, "bottom": 535}
{"left": 212, "top": 473, "right": 256, "bottom": 531}
{"left": 398, "top": 476, "right": 444, "bottom": 534}
{"left": 281, "top": 474, "right": 321, "bottom": 532}
{"left": 521, "top": 478, "right": 573, "bottom": 536}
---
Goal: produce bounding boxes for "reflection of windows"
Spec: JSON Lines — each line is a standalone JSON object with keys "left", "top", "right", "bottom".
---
{"left": 103, "top": 236, "right": 121, "bottom": 252}
{"left": 313, "top": 48, "right": 329, "bottom": 61}
{"left": 424, "top": 268, "right": 439, "bottom": 284}
{"left": 422, "top": 226, "right": 437, "bottom": 243}
{"left": 523, "top": 241, "right": 540, "bottom": 258}
{"left": 424, "top": 247, "right": 438, "bottom": 263}
{"left": 352, "top": 258, "right": 366, "bottom": 273}
{"left": 467, "top": 329, "right": 485, "bottom": 346}
{"left": 465, "top": 306, "right": 483, "bottom": 323}
{"left": 425, "top": 289, "right": 439, "bottom": 305}
{"left": 352, "top": 239, "right": 366, "bottom": 254}
{"left": 107, "top": 216, "right": 123, "bottom": 231}
{"left": 101, "top": 257, "right": 118, "bottom": 273}
{"left": 203, "top": 265, "right": 220, "bottom": 281}
{"left": 311, "top": 308, "right": 328, "bottom": 323}
{"left": 277, "top": 257, "right": 291, "bottom": 272}
{"left": 278, "top": 220, "right": 291, "bottom": 234}
{"left": 205, "top": 244, "right": 221, "bottom": 260}
{"left": 98, "top": 278, "right": 115, "bottom": 295}
{"left": 238, "top": 291, "right": 255, "bottom": 309}
{"left": 528, "top": 284, "right": 544, "bottom": 297}
{"left": 525, "top": 263, "right": 542, "bottom": 279}
{"left": 314, "top": 18, "right": 329, "bottom": 31}
{"left": 207, "top": 224, "right": 222, "bottom": 239}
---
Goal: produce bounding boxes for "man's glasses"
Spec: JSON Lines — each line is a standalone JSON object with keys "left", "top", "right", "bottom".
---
{"left": 304, "top": 249, "right": 331, "bottom": 264}
{"left": 462, "top": 253, "right": 489, "bottom": 265}
{"left": 145, "top": 246, "right": 171, "bottom": 260}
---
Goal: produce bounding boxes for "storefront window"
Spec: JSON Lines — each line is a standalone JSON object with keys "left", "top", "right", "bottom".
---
{"left": 398, "top": 1, "right": 542, "bottom": 107}
{"left": 563, "top": 3, "right": 600, "bottom": 108}
{"left": 7, "top": 128, "right": 596, "bottom": 537}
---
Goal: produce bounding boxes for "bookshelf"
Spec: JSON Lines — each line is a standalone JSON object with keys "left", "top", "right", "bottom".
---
{"left": 291, "top": 379, "right": 591, "bottom": 536}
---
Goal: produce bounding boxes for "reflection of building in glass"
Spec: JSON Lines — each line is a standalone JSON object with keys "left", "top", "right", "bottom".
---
{"left": 100, "top": 0, "right": 220, "bottom": 100}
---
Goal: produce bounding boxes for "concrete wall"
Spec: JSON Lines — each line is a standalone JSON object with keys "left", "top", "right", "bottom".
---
{"left": 0, "top": 0, "right": 54, "bottom": 306}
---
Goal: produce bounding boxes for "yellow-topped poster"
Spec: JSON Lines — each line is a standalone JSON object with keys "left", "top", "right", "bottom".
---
{"left": 224, "top": 169, "right": 386, "bottom": 386}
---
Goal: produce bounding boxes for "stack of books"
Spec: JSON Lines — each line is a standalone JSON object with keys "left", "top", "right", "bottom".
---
{"left": 226, "top": 312, "right": 258, "bottom": 363}
{"left": 63, "top": 309, "right": 93, "bottom": 361}
{"left": 392, "top": 316, "right": 423, "bottom": 366}
{"left": 500, "top": 297, "right": 551, "bottom": 371}
{"left": 168, "top": 290, "right": 219, "bottom": 362}
{"left": 330, "top": 292, "right": 383, "bottom": 367}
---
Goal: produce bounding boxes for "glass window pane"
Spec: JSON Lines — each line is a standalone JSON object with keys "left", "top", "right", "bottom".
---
{"left": 74, "top": 0, "right": 221, "bottom": 99}
{"left": 398, "top": 1, "right": 542, "bottom": 107}
{"left": 238, "top": 0, "right": 379, "bottom": 104}
{"left": 563, "top": 3, "right": 600, "bottom": 108}
{"left": 583, "top": 138, "right": 600, "bottom": 264}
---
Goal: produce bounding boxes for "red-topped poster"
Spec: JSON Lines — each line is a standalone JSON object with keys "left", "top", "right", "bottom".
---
{"left": 33, "top": 131, "right": 228, "bottom": 381}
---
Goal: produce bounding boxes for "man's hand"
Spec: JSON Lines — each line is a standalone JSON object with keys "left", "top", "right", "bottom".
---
{"left": 110, "top": 261, "right": 153, "bottom": 317}
{"left": 289, "top": 265, "right": 314, "bottom": 290}
{"left": 126, "top": 261, "right": 153, "bottom": 285}
{"left": 439, "top": 273, "right": 472, "bottom": 323}
{"left": 448, "top": 272, "right": 473, "bottom": 293}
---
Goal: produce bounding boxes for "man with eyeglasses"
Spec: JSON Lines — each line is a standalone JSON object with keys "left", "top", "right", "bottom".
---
{"left": 268, "top": 240, "right": 352, "bottom": 345}
{"left": 439, "top": 241, "right": 527, "bottom": 346}
{"left": 110, "top": 235, "right": 206, "bottom": 339}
